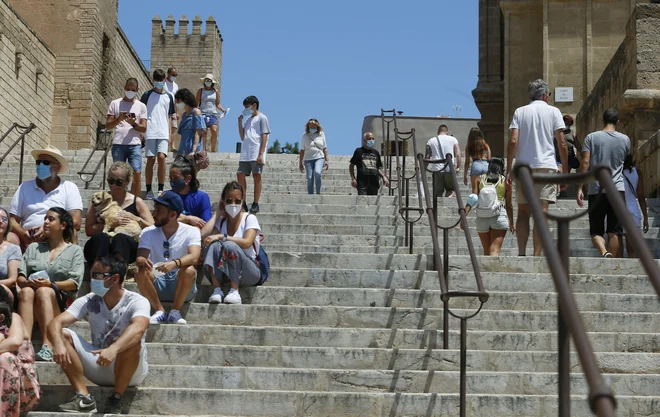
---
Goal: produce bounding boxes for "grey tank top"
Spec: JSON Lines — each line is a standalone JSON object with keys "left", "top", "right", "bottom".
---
{"left": 200, "top": 89, "right": 218, "bottom": 115}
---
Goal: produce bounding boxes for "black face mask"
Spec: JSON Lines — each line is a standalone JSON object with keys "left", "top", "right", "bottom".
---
{"left": 170, "top": 178, "right": 187, "bottom": 193}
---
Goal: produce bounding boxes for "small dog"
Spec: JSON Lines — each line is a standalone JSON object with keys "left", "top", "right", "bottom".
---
{"left": 91, "top": 191, "right": 142, "bottom": 241}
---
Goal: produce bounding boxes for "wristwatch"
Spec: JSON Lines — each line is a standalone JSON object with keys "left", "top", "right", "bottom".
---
{"left": 223, "top": 233, "right": 227, "bottom": 242}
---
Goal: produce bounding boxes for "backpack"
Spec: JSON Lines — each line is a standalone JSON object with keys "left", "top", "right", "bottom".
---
{"left": 477, "top": 175, "right": 503, "bottom": 218}
{"left": 218, "top": 215, "right": 270, "bottom": 285}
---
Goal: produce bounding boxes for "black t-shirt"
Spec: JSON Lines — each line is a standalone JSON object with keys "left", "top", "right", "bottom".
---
{"left": 350, "top": 147, "right": 383, "bottom": 179}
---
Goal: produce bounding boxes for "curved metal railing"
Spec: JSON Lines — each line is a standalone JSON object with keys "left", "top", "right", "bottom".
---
{"left": 380, "top": 109, "right": 398, "bottom": 195}
{"left": 415, "top": 152, "right": 489, "bottom": 417}
{"left": 0, "top": 122, "right": 37, "bottom": 186}
{"left": 513, "top": 164, "right": 660, "bottom": 416}
{"left": 393, "top": 128, "right": 424, "bottom": 253}
{"left": 77, "top": 125, "right": 113, "bottom": 190}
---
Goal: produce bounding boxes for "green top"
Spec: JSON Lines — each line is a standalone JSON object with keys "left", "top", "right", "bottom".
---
{"left": 18, "top": 242, "right": 84, "bottom": 297}
{"left": 478, "top": 174, "right": 506, "bottom": 201}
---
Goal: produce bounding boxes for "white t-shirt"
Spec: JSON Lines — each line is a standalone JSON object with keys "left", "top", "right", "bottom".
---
{"left": 107, "top": 98, "right": 148, "bottom": 146}
{"left": 301, "top": 132, "right": 327, "bottom": 161}
{"left": 240, "top": 113, "right": 271, "bottom": 162}
{"left": 509, "top": 100, "right": 565, "bottom": 170}
{"left": 9, "top": 179, "right": 83, "bottom": 230}
{"left": 141, "top": 90, "right": 175, "bottom": 140}
{"left": 426, "top": 135, "right": 459, "bottom": 172}
{"left": 214, "top": 213, "right": 261, "bottom": 260}
{"left": 67, "top": 290, "right": 150, "bottom": 349}
{"left": 139, "top": 222, "right": 201, "bottom": 264}
{"left": 164, "top": 80, "right": 178, "bottom": 96}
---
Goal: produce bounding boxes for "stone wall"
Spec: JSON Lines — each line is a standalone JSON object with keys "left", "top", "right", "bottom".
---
{"left": 0, "top": 0, "right": 54, "bottom": 153}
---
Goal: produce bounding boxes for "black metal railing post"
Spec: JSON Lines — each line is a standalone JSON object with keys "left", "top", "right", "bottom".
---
{"left": 557, "top": 220, "right": 571, "bottom": 416}
{"left": 0, "top": 123, "right": 37, "bottom": 186}
{"left": 77, "top": 126, "right": 113, "bottom": 190}
{"left": 380, "top": 109, "right": 398, "bottom": 196}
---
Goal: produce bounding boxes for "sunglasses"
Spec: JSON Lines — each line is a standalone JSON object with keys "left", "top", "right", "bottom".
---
{"left": 35, "top": 160, "right": 57, "bottom": 166}
{"left": 91, "top": 272, "right": 113, "bottom": 280}
{"left": 107, "top": 178, "right": 125, "bottom": 187}
{"left": 224, "top": 198, "right": 242, "bottom": 205}
{"left": 163, "top": 240, "right": 170, "bottom": 259}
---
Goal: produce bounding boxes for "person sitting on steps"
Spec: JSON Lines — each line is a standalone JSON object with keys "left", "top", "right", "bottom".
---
{"left": 48, "top": 255, "right": 150, "bottom": 414}
{"left": 202, "top": 182, "right": 262, "bottom": 305}
{"left": 170, "top": 156, "right": 212, "bottom": 229}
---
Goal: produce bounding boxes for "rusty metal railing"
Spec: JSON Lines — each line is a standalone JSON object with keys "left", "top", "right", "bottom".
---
{"left": 380, "top": 109, "right": 398, "bottom": 196}
{"left": 77, "top": 125, "right": 112, "bottom": 190}
{"left": 514, "top": 164, "right": 660, "bottom": 416}
{"left": 416, "top": 152, "right": 489, "bottom": 417}
{"left": 393, "top": 128, "right": 424, "bottom": 253}
{"left": 0, "top": 122, "right": 37, "bottom": 186}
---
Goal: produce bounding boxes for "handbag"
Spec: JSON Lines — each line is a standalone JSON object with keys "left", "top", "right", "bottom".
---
{"left": 191, "top": 111, "right": 209, "bottom": 170}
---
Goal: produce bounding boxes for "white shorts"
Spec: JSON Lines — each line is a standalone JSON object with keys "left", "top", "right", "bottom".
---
{"left": 64, "top": 329, "right": 148, "bottom": 387}
{"left": 145, "top": 139, "right": 169, "bottom": 157}
{"left": 476, "top": 212, "right": 509, "bottom": 233}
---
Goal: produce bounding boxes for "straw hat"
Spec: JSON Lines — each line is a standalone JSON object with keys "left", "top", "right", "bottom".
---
{"left": 200, "top": 73, "right": 218, "bottom": 86}
{"left": 31, "top": 145, "right": 69, "bottom": 174}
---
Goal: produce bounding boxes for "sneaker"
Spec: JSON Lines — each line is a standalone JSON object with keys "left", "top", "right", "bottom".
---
{"left": 209, "top": 288, "right": 224, "bottom": 304}
{"left": 145, "top": 190, "right": 156, "bottom": 200}
{"left": 104, "top": 392, "right": 123, "bottom": 414}
{"left": 167, "top": 309, "right": 187, "bottom": 324}
{"left": 249, "top": 202, "right": 260, "bottom": 214}
{"left": 35, "top": 344, "right": 53, "bottom": 361}
{"left": 149, "top": 310, "right": 168, "bottom": 324}
{"left": 603, "top": 252, "right": 613, "bottom": 258}
{"left": 58, "top": 393, "right": 97, "bottom": 413}
{"left": 223, "top": 289, "right": 242, "bottom": 305}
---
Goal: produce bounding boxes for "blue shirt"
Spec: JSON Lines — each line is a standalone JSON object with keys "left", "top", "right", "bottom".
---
{"left": 179, "top": 190, "right": 212, "bottom": 222}
{"left": 177, "top": 110, "right": 206, "bottom": 155}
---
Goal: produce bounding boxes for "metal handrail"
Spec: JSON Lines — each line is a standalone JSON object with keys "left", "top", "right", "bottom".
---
{"left": 77, "top": 125, "right": 113, "bottom": 190}
{"left": 380, "top": 109, "right": 398, "bottom": 195}
{"left": 415, "top": 152, "right": 489, "bottom": 417}
{"left": 393, "top": 128, "right": 424, "bottom": 253}
{"left": 513, "top": 163, "right": 660, "bottom": 416}
{"left": 0, "top": 123, "right": 37, "bottom": 186}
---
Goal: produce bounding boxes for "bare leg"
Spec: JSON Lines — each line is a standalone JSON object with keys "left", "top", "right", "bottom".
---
{"left": 172, "top": 266, "right": 196, "bottom": 311}
{"left": 113, "top": 343, "right": 141, "bottom": 394}
{"left": 253, "top": 173, "right": 263, "bottom": 204}
{"left": 210, "top": 125, "right": 219, "bottom": 153}
{"left": 18, "top": 287, "right": 35, "bottom": 338}
{"left": 607, "top": 233, "right": 621, "bottom": 258}
{"left": 59, "top": 331, "right": 89, "bottom": 395}
{"left": 131, "top": 172, "right": 142, "bottom": 197}
{"left": 135, "top": 268, "right": 164, "bottom": 312}
{"left": 470, "top": 176, "right": 480, "bottom": 195}
{"left": 145, "top": 157, "right": 155, "bottom": 188}
{"left": 532, "top": 200, "right": 550, "bottom": 256}
{"left": 516, "top": 204, "right": 531, "bottom": 256}
{"left": 157, "top": 153, "right": 167, "bottom": 186}
{"left": 237, "top": 172, "right": 248, "bottom": 202}
{"left": 35, "top": 287, "right": 60, "bottom": 347}
{"left": 626, "top": 235, "right": 636, "bottom": 258}
{"left": 488, "top": 229, "right": 508, "bottom": 256}
{"left": 591, "top": 235, "right": 608, "bottom": 256}
{"left": 478, "top": 232, "right": 491, "bottom": 256}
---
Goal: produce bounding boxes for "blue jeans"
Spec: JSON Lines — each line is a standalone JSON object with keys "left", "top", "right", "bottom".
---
{"left": 304, "top": 158, "right": 324, "bottom": 194}
{"left": 111, "top": 144, "right": 142, "bottom": 172}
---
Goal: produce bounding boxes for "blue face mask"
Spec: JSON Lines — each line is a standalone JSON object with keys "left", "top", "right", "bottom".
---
{"left": 170, "top": 76, "right": 177, "bottom": 83}
{"left": 242, "top": 107, "right": 253, "bottom": 117}
{"left": 154, "top": 81, "right": 165, "bottom": 89}
{"left": 309, "top": 128, "right": 318, "bottom": 134}
{"left": 170, "top": 178, "right": 187, "bottom": 193}
{"left": 366, "top": 140, "right": 375, "bottom": 148}
{"left": 91, "top": 279, "right": 110, "bottom": 297}
{"left": 36, "top": 163, "right": 51, "bottom": 180}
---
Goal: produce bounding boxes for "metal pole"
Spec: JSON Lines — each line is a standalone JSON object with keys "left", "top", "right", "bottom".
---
{"left": 557, "top": 220, "right": 571, "bottom": 417}
{"left": 18, "top": 134, "right": 25, "bottom": 186}
{"left": 459, "top": 318, "right": 467, "bottom": 417}
{"left": 443, "top": 228, "right": 450, "bottom": 349}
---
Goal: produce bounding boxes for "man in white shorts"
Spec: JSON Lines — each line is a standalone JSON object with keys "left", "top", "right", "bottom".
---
{"left": 141, "top": 68, "right": 176, "bottom": 199}
{"left": 48, "top": 256, "right": 150, "bottom": 414}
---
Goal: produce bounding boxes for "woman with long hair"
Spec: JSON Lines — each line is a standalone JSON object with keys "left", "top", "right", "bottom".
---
{"left": 299, "top": 118, "right": 329, "bottom": 194}
{"left": 463, "top": 128, "right": 491, "bottom": 194}
{"left": 17, "top": 207, "right": 84, "bottom": 361}
{"left": 196, "top": 74, "right": 226, "bottom": 152}
{"left": 620, "top": 154, "right": 649, "bottom": 258}
{"left": 170, "top": 156, "right": 212, "bottom": 228}
{"left": 175, "top": 88, "right": 206, "bottom": 157}
{"left": 84, "top": 162, "right": 154, "bottom": 265}
{"left": 201, "top": 181, "right": 262, "bottom": 305}
{"left": 462, "top": 157, "right": 514, "bottom": 256}
{"left": 0, "top": 208, "right": 21, "bottom": 305}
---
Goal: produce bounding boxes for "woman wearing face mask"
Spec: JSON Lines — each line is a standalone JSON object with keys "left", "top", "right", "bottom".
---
{"left": 170, "top": 157, "right": 212, "bottom": 229}
{"left": 299, "top": 119, "right": 329, "bottom": 194}
{"left": 84, "top": 162, "right": 154, "bottom": 266}
{"left": 174, "top": 88, "right": 206, "bottom": 157}
{"left": 17, "top": 207, "right": 85, "bottom": 361}
{"left": 196, "top": 74, "right": 226, "bottom": 153}
{"left": 201, "top": 181, "right": 262, "bottom": 305}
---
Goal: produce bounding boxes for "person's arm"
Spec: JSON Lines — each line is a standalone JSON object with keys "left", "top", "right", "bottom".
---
{"left": 637, "top": 170, "right": 649, "bottom": 232}
{"left": 201, "top": 214, "right": 219, "bottom": 239}
{"left": 506, "top": 128, "right": 519, "bottom": 181}
{"left": 425, "top": 144, "right": 432, "bottom": 159}
{"left": 0, "top": 259, "right": 19, "bottom": 288}
{"left": 105, "top": 113, "right": 125, "bottom": 130}
{"left": 134, "top": 198, "right": 154, "bottom": 228}
{"left": 257, "top": 132, "right": 269, "bottom": 164}
{"left": 135, "top": 248, "right": 153, "bottom": 272}
{"left": 207, "top": 227, "right": 257, "bottom": 250}
{"left": 486, "top": 143, "right": 491, "bottom": 160}
{"left": 98, "top": 316, "right": 149, "bottom": 362}
{"left": 132, "top": 114, "right": 147, "bottom": 134}
{"left": 215, "top": 89, "right": 225, "bottom": 113}
{"left": 238, "top": 116, "right": 245, "bottom": 141}
{"left": 298, "top": 150, "right": 305, "bottom": 172}
{"left": 84, "top": 204, "right": 104, "bottom": 236}
{"left": 555, "top": 129, "right": 568, "bottom": 174}
{"left": 0, "top": 314, "right": 25, "bottom": 354}
{"left": 196, "top": 89, "right": 202, "bottom": 109}
{"left": 463, "top": 146, "right": 470, "bottom": 173}
{"left": 192, "top": 109, "right": 203, "bottom": 154}
{"left": 576, "top": 149, "right": 591, "bottom": 208}
{"left": 48, "top": 311, "right": 79, "bottom": 367}
{"left": 323, "top": 147, "right": 329, "bottom": 170}
{"left": 506, "top": 188, "right": 514, "bottom": 233}
{"left": 453, "top": 142, "right": 462, "bottom": 172}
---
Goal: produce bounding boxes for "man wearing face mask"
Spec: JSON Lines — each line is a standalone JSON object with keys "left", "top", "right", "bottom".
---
{"left": 141, "top": 69, "right": 176, "bottom": 200}
{"left": 48, "top": 255, "right": 150, "bottom": 414}
{"left": 107, "top": 78, "right": 148, "bottom": 197}
{"left": 349, "top": 132, "right": 390, "bottom": 196}
{"left": 238, "top": 95, "right": 270, "bottom": 214}
{"left": 8, "top": 146, "right": 83, "bottom": 250}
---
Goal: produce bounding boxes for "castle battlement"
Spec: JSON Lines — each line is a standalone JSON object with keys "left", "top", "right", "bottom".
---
{"left": 152, "top": 14, "right": 223, "bottom": 42}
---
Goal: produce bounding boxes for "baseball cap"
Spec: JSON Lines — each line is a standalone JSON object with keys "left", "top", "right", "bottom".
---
{"left": 153, "top": 191, "right": 184, "bottom": 215}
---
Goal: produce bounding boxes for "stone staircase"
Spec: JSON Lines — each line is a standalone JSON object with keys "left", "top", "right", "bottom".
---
{"left": 1, "top": 151, "right": 657, "bottom": 416}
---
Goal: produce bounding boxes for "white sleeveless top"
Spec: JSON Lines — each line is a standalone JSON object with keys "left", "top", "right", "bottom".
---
{"left": 623, "top": 168, "right": 642, "bottom": 227}
{"left": 200, "top": 89, "right": 218, "bottom": 115}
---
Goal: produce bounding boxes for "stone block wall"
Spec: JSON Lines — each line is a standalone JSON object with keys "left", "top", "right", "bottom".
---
{"left": 0, "top": 0, "right": 54, "bottom": 154}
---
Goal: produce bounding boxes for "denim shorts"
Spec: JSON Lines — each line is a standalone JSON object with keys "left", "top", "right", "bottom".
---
{"left": 238, "top": 161, "right": 264, "bottom": 176}
{"left": 112, "top": 144, "right": 142, "bottom": 172}
{"left": 470, "top": 159, "right": 489, "bottom": 177}
{"left": 154, "top": 270, "right": 197, "bottom": 302}
{"left": 204, "top": 114, "right": 219, "bottom": 127}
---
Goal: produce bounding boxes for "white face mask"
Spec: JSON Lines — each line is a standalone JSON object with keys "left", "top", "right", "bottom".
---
{"left": 225, "top": 204, "right": 242, "bottom": 218}
{"left": 176, "top": 102, "right": 186, "bottom": 110}
{"left": 205, "top": 81, "right": 213, "bottom": 88}
{"left": 124, "top": 90, "right": 137, "bottom": 100}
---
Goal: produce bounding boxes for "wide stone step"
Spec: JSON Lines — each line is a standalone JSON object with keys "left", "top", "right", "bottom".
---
{"left": 32, "top": 386, "right": 660, "bottom": 416}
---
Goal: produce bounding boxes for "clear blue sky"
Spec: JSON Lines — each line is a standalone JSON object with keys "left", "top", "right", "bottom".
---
{"left": 119, "top": 0, "right": 479, "bottom": 155}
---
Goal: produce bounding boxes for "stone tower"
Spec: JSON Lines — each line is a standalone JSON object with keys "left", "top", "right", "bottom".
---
{"left": 150, "top": 15, "right": 223, "bottom": 95}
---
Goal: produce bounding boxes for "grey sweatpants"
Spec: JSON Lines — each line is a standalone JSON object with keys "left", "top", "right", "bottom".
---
{"left": 204, "top": 240, "right": 261, "bottom": 287}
